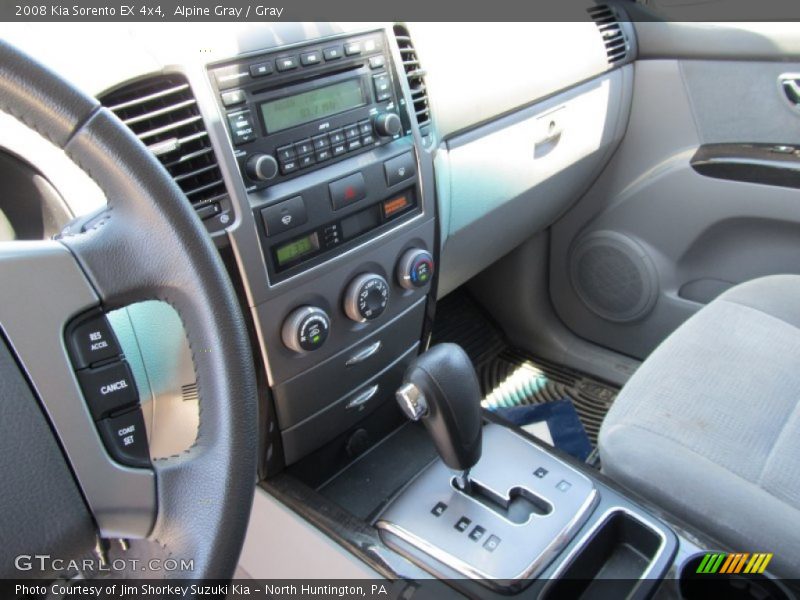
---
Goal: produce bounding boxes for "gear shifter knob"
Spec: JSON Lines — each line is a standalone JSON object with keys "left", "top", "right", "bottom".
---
{"left": 396, "top": 343, "right": 483, "bottom": 472}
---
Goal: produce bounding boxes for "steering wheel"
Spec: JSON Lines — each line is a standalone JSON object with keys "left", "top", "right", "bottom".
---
{"left": 0, "top": 40, "right": 257, "bottom": 580}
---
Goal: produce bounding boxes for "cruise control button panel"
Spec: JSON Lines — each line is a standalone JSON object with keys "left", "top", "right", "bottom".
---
{"left": 66, "top": 310, "right": 150, "bottom": 469}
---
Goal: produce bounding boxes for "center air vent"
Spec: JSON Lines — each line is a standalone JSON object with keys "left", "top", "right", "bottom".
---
{"left": 99, "top": 74, "right": 228, "bottom": 220}
{"left": 587, "top": 4, "right": 629, "bottom": 65}
{"left": 393, "top": 25, "right": 432, "bottom": 138}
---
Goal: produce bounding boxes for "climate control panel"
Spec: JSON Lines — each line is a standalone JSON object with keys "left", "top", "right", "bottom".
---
{"left": 280, "top": 248, "right": 433, "bottom": 354}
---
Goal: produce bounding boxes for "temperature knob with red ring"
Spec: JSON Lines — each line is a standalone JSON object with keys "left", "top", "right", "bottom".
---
{"left": 397, "top": 249, "right": 434, "bottom": 290}
{"left": 344, "top": 273, "right": 390, "bottom": 322}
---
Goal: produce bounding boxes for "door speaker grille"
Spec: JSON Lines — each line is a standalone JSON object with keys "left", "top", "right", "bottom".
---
{"left": 569, "top": 231, "right": 658, "bottom": 323}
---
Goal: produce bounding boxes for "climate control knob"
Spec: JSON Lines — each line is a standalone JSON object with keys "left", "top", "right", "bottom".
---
{"left": 246, "top": 153, "right": 279, "bottom": 182}
{"left": 397, "top": 249, "right": 434, "bottom": 290}
{"left": 281, "top": 306, "right": 330, "bottom": 353}
{"left": 344, "top": 273, "right": 390, "bottom": 322}
{"left": 373, "top": 112, "right": 402, "bottom": 138}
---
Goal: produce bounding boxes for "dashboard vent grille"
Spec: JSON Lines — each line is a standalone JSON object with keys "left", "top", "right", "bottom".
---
{"left": 587, "top": 4, "right": 628, "bottom": 65}
{"left": 99, "top": 74, "right": 228, "bottom": 214}
{"left": 393, "top": 25, "right": 431, "bottom": 131}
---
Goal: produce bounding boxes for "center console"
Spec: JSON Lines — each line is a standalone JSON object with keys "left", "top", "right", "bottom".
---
{"left": 200, "top": 24, "right": 685, "bottom": 597}
{"left": 206, "top": 27, "right": 437, "bottom": 467}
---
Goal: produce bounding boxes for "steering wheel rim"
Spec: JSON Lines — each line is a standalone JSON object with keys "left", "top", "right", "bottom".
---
{"left": 0, "top": 39, "right": 258, "bottom": 579}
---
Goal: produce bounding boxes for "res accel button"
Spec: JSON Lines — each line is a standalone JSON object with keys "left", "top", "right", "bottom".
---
{"left": 67, "top": 313, "right": 122, "bottom": 369}
{"left": 77, "top": 360, "right": 139, "bottom": 420}
{"left": 97, "top": 408, "right": 150, "bottom": 468}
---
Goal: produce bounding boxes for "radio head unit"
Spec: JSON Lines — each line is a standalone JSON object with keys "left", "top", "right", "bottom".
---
{"left": 209, "top": 30, "right": 406, "bottom": 192}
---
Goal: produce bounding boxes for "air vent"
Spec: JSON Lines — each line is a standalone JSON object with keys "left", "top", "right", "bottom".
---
{"left": 587, "top": 4, "right": 629, "bottom": 65}
{"left": 99, "top": 74, "right": 227, "bottom": 217}
{"left": 393, "top": 25, "right": 432, "bottom": 133}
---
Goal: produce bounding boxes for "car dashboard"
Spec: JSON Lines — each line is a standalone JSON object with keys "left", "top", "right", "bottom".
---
{"left": 0, "top": 14, "right": 634, "bottom": 476}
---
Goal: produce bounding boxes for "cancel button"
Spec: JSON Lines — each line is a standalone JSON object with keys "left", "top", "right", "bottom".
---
{"left": 77, "top": 360, "right": 139, "bottom": 421}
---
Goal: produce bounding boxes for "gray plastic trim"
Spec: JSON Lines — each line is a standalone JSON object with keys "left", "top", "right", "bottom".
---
{"left": 0, "top": 241, "right": 155, "bottom": 538}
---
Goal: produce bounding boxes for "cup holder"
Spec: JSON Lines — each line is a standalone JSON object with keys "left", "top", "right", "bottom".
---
{"left": 679, "top": 553, "right": 792, "bottom": 600}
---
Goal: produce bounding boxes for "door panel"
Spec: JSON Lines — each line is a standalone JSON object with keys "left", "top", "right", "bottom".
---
{"left": 550, "top": 57, "right": 800, "bottom": 360}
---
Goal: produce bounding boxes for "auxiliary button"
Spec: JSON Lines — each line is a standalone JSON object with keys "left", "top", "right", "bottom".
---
{"left": 77, "top": 360, "right": 138, "bottom": 421}
{"left": 261, "top": 196, "right": 307, "bottom": 236}
{"left": 329, "top": 172, "right": 367, "bottom": 210}
{"left": 97, "top": 408, "right": 150, "bottom": 468}
{"left": 67, "top": 312, "right": 122, "bottom": 369}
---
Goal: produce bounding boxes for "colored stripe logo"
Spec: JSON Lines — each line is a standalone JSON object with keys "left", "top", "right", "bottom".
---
{"left": 696, "top": 552, "right": 773, "bottom": 574}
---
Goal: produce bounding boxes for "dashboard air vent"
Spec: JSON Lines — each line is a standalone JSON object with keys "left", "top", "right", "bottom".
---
{"left": 587, "top": 4, "right": 628, "bottom": 65}
{"left": 99, "top": 74, "right": 227, "bottom": 217}
{"left": 393, "top": 25, "right": 431, "bottom": 133}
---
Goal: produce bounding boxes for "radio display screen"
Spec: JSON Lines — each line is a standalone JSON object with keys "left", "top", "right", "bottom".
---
{"left": 274, "top": 232, "right": 320, "bottom": 267}
{"left": 260, "top": 80, "right": 366, "bottom": 133}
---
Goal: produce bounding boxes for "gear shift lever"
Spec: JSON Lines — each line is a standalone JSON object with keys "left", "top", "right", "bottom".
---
{"left": 396, "top": 343, "right": 483, "bottom": 488}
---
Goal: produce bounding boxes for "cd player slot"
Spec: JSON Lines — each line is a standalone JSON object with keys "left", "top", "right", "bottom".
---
{"left": 251, "top": 63, "right": 365, "bottom": 96}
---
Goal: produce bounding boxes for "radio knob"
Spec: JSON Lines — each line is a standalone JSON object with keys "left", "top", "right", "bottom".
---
{"left": 397, "top": 249, "right": 434, "bottom": 290}
{"left": 344, "top": 273, "right": 390, "bottom": 322}
{"left": 282, "top": 306, "right": 331, "bottom": 353}
{"left": 246, "top": 153, "right": 279, "bottom": 182}
{"left": 373, "top": 112, "right": 402, "bottom": 138}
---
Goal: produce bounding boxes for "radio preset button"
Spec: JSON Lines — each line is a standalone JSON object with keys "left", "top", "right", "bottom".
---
{"left": 294, "top": 139, "right": 314, "bottom": 156}
{"left": 345, "top": 41, "right": 362, "bottom": 56}
{"left": 323, "top": 46, "right": 343, "bottom": 61}
{"left": 344, "top": 124, "right": 360, "bottom": 140}
{"left": 329, "top": 172, "right": 367, "bottom": 210}
{"left": 301, "top": 51, "right": 321, "bottom": 66}
{"left": 227, "top": 110, "right": 256, "bottom": 145}
{"left": 276, "top": 56, "right": 299, "bottom": 71}
{"left": 299, "top": 154, "right": 315, "bottom": 169}
{"left": 221, "top": 89, "right": 245, "bottom": 107}
{"left": 280, "top": 159, "right": 299, "bottom": 175}
{"left": 312, "top": 134, "right": 330, "bottom": 150}
{"left": 329, "top": 129, "right": 345, "bottom": 145}
{"left": 250, "top": 62, "right": 273, "bottom": 78}
{"left": 276, "top": 145, "right": 296, "bottom": 162}
{"left": 261, "top": 196, "right": 307, "bottom": 236}
{"left": 358, "top": 120, "right": 372, "bottom": 135}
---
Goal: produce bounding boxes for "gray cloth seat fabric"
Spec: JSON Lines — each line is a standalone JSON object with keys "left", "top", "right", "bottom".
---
{"left": 599, "top": 275, "right": 800, "bottom": 577}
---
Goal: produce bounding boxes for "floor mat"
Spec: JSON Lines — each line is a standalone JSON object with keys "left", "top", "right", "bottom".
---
{"left": 432, "top": 290, "right": 619, "bottom": 448}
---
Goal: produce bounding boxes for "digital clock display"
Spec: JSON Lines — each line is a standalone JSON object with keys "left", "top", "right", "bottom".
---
{"left": 274, "top": 232, "right": 320, "bottom": 267}
{"left": 260, "top": 80, "right": 366, "bottom": 134}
